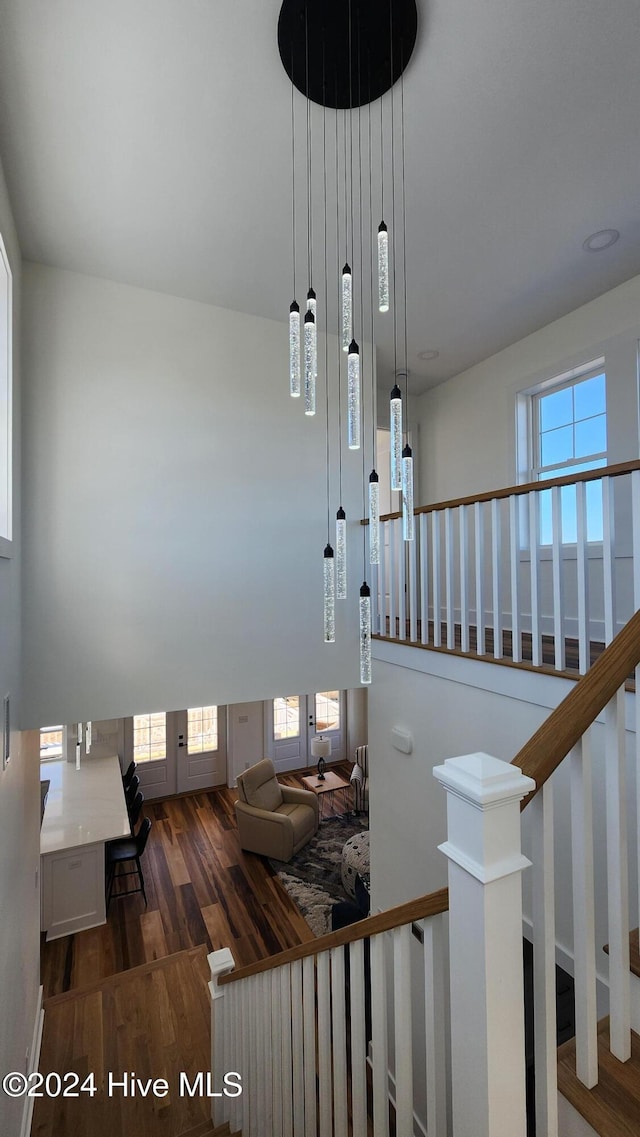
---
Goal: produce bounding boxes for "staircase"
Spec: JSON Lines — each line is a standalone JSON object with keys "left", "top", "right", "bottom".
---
{"left": 206, "top": 608, "right": 640, "bottom": 1136}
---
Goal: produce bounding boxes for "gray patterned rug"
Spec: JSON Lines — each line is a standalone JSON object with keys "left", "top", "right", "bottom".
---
{"left": 268, "top": 815, "right": 368, "bottom": 936}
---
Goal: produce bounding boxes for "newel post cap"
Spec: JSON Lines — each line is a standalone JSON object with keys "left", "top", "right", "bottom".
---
{"left": 433, "top": 752, "right": 536, "bottom": 809}
{"left": 208, "top": 947, "right": 235, "bottom": 998}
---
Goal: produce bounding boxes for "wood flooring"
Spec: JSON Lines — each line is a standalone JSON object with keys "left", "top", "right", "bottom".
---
{"left": 40, "top": 765, "right": 354, "bottom": 998}
{"left": 557, "top": 1019, "right": 640, "bottom": 1137}
{"left": 33, "top": 947, "right": 214, "bottom": 1137}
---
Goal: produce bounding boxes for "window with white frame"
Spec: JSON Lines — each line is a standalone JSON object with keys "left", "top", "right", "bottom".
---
{"left": 187, "top": 706, "right": 218, "bottom": 754}
{"left": 133, "top": 712, "right": 167, "bottom": 762}
{"left": 0, "top": 234, "right": 12, "bottom": 554}
{"left": 526, "top": 363, "right": 607, "bottom": 543}
{"left": 40, "top": 725, "right": 64, "bottom": 761}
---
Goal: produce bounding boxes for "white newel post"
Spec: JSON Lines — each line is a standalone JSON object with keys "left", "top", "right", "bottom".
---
{"left": 433, "top": 753, "right": 535, "bottom": 1137}
{"left": 209, "top": 947, "right": 236, "bottom": 1128}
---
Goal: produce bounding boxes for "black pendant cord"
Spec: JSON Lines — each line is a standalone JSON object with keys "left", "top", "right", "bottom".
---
{"left": 348, "top": 0, "right": 355, "bottom": 320}
{"left": 368, "top": 55, "right": 377, "bottom": 459}
{"left": 323, "top": 38, "right": 331, "bottom": 544}
{"left": 358, "top": 20, "right": 366, "bottom": 575}
{"left": 400, "top": 43, "right": 410, "bottom": 437}
{"left": 335, "top": 81, "right": 344, "bottom": 510}
{"left": 290, "top": 46, "right": 296, "bottom": 300}
{"left": 389, "top": 0, "right": 398, "bottom": 382}
{"left": 379, "top": 60, "right": 385, "bottom": 226}
{"left": 305, "top": 7, "right": 312, "bottom": 292}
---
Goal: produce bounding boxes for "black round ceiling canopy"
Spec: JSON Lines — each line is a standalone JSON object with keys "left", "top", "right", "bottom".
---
{"left": 277, "top": 0, "right": 418, "bottom": 110}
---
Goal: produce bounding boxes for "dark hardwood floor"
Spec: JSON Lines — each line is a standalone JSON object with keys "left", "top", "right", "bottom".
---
{"left": 41, "top": 763, "right": 354, "bottom": 999}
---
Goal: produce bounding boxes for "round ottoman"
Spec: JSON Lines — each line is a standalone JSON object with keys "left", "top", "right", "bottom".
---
{"left": 341, "top": 830, "right": 370, "bottom": 898}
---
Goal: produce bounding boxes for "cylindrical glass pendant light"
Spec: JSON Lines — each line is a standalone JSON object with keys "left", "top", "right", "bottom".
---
{"left": 369, "top": 469, "right": 380, "bottom": 564}
{"left": 390, "top": 383, "right": 402, "bottom": 490}
{"left": 304, "top": 310, "right": 316, "bottom": 415}
{"left": 347, "top": 340, "right": 361, "bottom": 449}
{"left": 359, "top": 582, "right": 372, "bottom": 685}
{"left": 86, "top": 721, "right": 92, "bottom": 753}
{"left": 336, "top": 507, "right": 347, "bottom": 599}
{"left": 307, "top": 288, "right": 318, "bottom": 377}
{"left": 289, "top": 301, "right": 301, "bottom": 397}
{"left": 402, "top": 443, "right": 414, "bottom": 541}
{"left": 378, "top": 221, "right": 389, "bottom": 312}
{"left": 323, "top": 544, "right": 335, "bottom": 643}
{"left": 341, "top": 263, "right": 352, "bottom": 351}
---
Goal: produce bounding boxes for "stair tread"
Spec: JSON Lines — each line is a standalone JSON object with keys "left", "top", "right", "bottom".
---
{"left": 558, "top": 1018, "right": 640, "bottom": 1137}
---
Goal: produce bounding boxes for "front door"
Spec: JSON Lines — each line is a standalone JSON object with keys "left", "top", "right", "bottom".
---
{"left": 129, "top": 705, "right": 227, "bottom": 799}
{"left": 270, "top": 691, "right": 346, "bottom": 774}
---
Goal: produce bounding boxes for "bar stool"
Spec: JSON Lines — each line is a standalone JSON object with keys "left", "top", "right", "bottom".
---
{"left": 106, "top": 818, "right": 152, "bottom": 911}
{"left": 128, "top": 790, "right": 144, "bottom": 833}
{"left": 122, "top": 760, "right": 136, "bottom": 790}
{"left": 125, "top": 774, "right": 140, "bottom": 810}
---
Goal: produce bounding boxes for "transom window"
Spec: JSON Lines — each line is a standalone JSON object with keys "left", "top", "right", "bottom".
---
{"left": 133, "top": 712, "right": 167, "bottom": 763}
{"left": 530, "top": 366, "right": 606, "bottom": 543}
{"left": 315, "top": 691, "right": 340, "bottom": 732}
{"left": 187, "top": 706, "right": 218, "bottom": 754}
{"left": 40, "top": 725, "right": 63, "bottom": 761}
{"left": 273, "top": 697, "right": 300, "bottom": 740}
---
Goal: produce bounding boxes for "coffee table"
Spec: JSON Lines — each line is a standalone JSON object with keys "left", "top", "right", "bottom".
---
{"left": 301, "top": 769, "right": 351, "bottom": 820}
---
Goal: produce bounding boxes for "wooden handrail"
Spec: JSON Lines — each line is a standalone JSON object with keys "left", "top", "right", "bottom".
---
{"left": 218, "top": 887, "right": 449, "bottom": 986}
{"left": 513, "top": 606, "right": 640, "bottom": 809}
{"left": 360, "top": 457, "right": 640, "bottom": 524}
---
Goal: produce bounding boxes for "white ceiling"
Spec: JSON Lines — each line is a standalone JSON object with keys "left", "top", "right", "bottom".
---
{"left": 1, "top": 0, "right": 640, "bottom": 393}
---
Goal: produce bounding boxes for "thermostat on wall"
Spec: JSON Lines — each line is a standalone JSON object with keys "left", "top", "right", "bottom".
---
{"left": 391, "top": 726, "right": 413, "bottom": 754}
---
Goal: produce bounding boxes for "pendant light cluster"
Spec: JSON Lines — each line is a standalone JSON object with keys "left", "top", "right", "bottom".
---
{"left": 279, "top": 0, "right": 418, "bottom": 687}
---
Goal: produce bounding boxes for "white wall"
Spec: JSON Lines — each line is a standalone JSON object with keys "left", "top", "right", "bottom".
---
{"left": 415, "top": 274, "right": 640, "bottom": 505}
{"left": 0, "top": 162, "right": 41, "bottom": 1137}
{"left": 22, "top": 265, "right": 369, "bottom": 728}
{"left": 369, "top": 640, "right": 639, "bottom": 999}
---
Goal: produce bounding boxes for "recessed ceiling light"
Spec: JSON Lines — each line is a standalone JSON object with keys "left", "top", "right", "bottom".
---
{"left": 582, "top": 229, "right": 619, "bottom": 252}
{"left": 417, "top": 349, "right": 439, "bottom": 361}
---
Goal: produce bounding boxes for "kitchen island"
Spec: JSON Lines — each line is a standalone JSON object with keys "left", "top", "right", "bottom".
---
{"left": 40, "top": 755, "right": 130, "bottom": 940}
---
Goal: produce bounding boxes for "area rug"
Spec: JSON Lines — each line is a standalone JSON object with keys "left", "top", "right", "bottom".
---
{"left": 268, "top": 815, "right": 368, "bottom": 936}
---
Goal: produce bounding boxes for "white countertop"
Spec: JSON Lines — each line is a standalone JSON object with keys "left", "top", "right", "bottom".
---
{"left": 40, "top": 755, "right": 131, "bottom": 855}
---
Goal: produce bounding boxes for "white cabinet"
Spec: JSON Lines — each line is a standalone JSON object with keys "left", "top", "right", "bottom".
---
{"left": 41, "top": 842, "right": 105, "bottom": 940}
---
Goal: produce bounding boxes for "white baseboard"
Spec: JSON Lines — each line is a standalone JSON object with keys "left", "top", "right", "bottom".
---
{"left": 20, "top": 986, "right": 44, "bottom": 1137}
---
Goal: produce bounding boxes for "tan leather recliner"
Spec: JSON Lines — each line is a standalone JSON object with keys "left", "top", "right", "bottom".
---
{"left": 235, "top": 758, "right": 319, "bottom": 862}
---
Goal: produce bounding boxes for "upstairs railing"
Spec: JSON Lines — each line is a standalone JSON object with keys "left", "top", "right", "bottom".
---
{"left": 368, "top": 458, "right": 640, "bottom": 676}
{"left": 208, "top": 607, "right": 640, "bottom": 1137}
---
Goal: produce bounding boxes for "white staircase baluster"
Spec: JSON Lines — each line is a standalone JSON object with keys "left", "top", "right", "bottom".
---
{"left": 445, "top": 507, "right": 455, "bottom": 649}
{"left": 602, "top": 476, "right": 616, "bottom": 644}
{"left": 229, "top": 980, "right": 242, "bottom": 1136}
{"left": 420, "top": 512, "right": 430, "bottom": 645}
{"left": 291, "top": 960, "right": 305, "bottom": 1137}
{"left": 398, "top": 515, "right": 407, "bottom": 640}
{"left": 409, "top": 513, "right": 418, "bottom": 641}
{"left": 302, "top": 955, "right": 317, "bottom": 1137}
{"left": 271, "top": 968, "right": 283, "bottom": 1137}
{"left": 389, "top": 518, "right": 397, "bottom": 639}
{"left": 208, "top": 948, "right": 235, "bottom": 1131}
{"left": 551, "top": 484, "right": 565, "bottom": 670}
{"left": 474, "top": 501, "right": 485, "bottom": 655}
{"left": 570, "top": 736, "right": 598, "bottom": 1087}
{"left": 531, "top": 781, "right": 558, "bottom": 1136}
{"left": 371, "top": 931, "right": 390, "bottom": 1137}
{"left": 257, "top": 974, "right": 269, "bottom": 1137}
{"left": 222, "top": 974, "right": 233, "bottom": 1129}
{"left": 349, "top": 938, "right": 368, "bottom": 1137}
{"left": 509, "top": 495, "right": 521, "bottom": 663}
{"left": 280, "top": 964, "right": 293, "bottom": 1137}
{"left": 247, "top": 975, "right": 258, "bottom": 1137}
{"left": 379, "top": 519, "right": 387, "bottom": 635}
{"left": 491, "top": 497, "right": 502, "bottom": 659}
{"left": 459, "top": 504, "right": 469, "bottom": 654}
{"left": 423, "top": 914, "right": 449, "bottom": 1137}
{"left": 317, "top": 951, "right": 333, "bottom": 1137}
{"left": 633, "top": 469, "right": 640, "bottom": 939}
{"left": 393, "top": 924, "right": 414, "bottom": 1136}
{"left": 605, "top": 688, "right": 631, "bottom": 1061}
{"left": 529, "top": 491, "right": 541, "bottom": 667}
{"left": 239, "top": 971, "right": 250, "bottom": 1134}
{"left": 330, "top": 946, "right": 349, "bottom": 1137}
{"left": 576, "top": 481, "right": 589, "bottom": 673}
{"left": 432, "top": 511, "right": 442, "bottom": 647}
